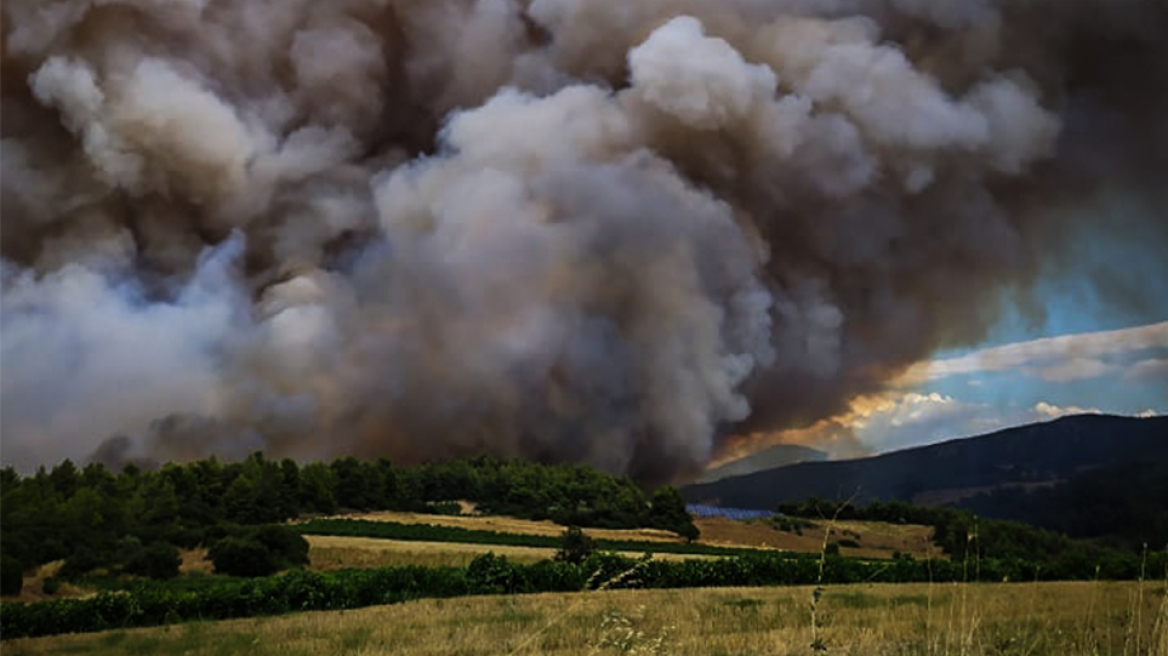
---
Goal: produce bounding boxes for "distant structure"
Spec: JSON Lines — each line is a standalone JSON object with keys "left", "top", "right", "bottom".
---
{"left": 686, "top": 504, "right": 775, "bottom": 521}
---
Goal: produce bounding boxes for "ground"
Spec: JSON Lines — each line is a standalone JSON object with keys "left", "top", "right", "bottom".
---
{"left": 324, "top": 510, "right": 940, "bottom": 559}
{"left": 4, "top": 581, "right": 1165, "bottom": 655}
{"left": 4, "top": 512, "right": 940, "bottom": 602}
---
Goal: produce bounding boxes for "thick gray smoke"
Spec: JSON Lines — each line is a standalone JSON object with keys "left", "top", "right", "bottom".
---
{"left": 2, "top": 0, "right": 1166, "bottom": 481}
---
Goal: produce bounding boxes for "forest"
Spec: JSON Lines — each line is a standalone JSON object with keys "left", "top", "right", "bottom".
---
{"left": 0, "top": 452, "right": 698, "bottom": 595}
{"left": 2, "top": 453, "right": 1167, "bottom": 640}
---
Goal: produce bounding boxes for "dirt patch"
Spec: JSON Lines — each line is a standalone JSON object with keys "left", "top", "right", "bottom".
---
{"left": 3, "top": 561, "right": 91, "bottom": 603}
{"left": 180, "top": 548, "right": 214, "bottom": 575}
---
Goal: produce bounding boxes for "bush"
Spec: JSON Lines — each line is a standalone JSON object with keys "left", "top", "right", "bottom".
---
{"left": 554, "top": 526, "right": 595, "bottom": 564}
{"left": 124, "top": 542, "right": 181, "bottom": 580}
{"left": 41, "top": 577, "right": 60, "bottom": 595}
{"left": 208, "top": 537, "right": 280, "bottom": 577}
{"left": 426, "top": 501, "right": 463, "bottom": 516}
{"left": 467, "top": 552, "right": 518, "bottom": 594}
{"left": 2, "top": 554, "right": 24, "bottom": 595}
{"left": 252, "top": 525, "right": 309, "bottom": 568}
{"left": 58, "top": 546, "right": 104, "bottom": 581}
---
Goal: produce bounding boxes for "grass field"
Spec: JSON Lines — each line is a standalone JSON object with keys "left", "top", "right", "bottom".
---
{"left": 5, "top": 581, "right": 1165, "bottom": 655}
{"left": 323, "top": 510, "right": 939, "bottom": 559}
{"left": 306, "top": 535, "right": 713, "bottom": 571}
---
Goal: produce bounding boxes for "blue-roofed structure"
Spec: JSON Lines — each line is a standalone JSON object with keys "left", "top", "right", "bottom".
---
{"left": 686, "top": 504, "right": 776, "bottom": 521}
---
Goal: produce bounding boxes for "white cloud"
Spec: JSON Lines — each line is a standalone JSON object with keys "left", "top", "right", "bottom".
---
{"left": 1032, "top": 401, "right": 1100, "bottom": 419}
{"left": 1029, "top": 357, "right": 1116, "bottom": 382}
{"left": 717, "top": 392, "right": 1139, "bottom": 469}
{"left": 897, "top": 321, "right": 1168, "bottom": 384}
{"left": 1124, "top": 357, "right": 1168, "bottom": 382}
{"left": 845, "top": 394, "right": 1101, "bottom": 452}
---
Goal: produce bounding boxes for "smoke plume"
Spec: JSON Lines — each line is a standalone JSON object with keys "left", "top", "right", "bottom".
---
{"left": 2, "top": 0, "right": 1166, "bottom": 481}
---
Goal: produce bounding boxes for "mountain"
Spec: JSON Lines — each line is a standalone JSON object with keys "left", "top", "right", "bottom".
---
{"left": 693, "top": 444, "right": 827, "bottom": 484}
{"left": 683, "top": 414, "right": 1168, "bottom": 510}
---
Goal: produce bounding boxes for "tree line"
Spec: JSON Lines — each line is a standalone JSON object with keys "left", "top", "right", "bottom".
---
{"left": 775, "top": 497, "right": 1164, "bottom": 571}
{"left": 5, "top": 545, "right": 1165, "bottom": 640}
{"left": 0, "top": 452, "right": 698, "bottom": 593}
{"left": 954, "top": 457, "right": 1168, "bottom": 551}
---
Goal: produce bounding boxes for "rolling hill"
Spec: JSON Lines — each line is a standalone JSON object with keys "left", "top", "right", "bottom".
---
{"left": 683, "top": 414, "right": 1168, "bottom": 510}
{"left": 693, "top": 444, "right": 826, "bottom": 484}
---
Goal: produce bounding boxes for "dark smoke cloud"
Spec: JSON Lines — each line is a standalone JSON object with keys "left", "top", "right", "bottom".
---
{"left": 2, "top": 0, "right": 1165, "bottom": 481}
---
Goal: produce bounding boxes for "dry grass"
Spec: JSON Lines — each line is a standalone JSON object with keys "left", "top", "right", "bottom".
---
{"left": 330, "top": 510, "right": 684, "bottom": 543}
{"left": 6, "top": 562, "right": 91, "bottom": 604}
{"left": 6, "top": 581, "right": 1165, "bottom": 656}
{"left": 305, "top": 535, "right": 553, "bottom": 570}
{"left": 305, "top": 535, "right": 713, "bottom": 571}
{"left": 698, "top": 517, "right": 939, "bottom": 560}
{"left": 325, "top": 510, "right": 940, "bottom": 560}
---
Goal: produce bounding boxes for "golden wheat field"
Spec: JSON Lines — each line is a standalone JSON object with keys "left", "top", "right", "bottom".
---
{"left": 5, "top": 580, "right": 1165, "bottom": 656}
{"left": 322, "top": 510, "right": 940, "bottom": 560}
{"left": 304, "top": 535, "right": 713, "bottom": 571}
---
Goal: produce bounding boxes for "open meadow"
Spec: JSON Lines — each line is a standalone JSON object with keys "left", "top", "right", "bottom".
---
{"left": 323, "top": 510, "right": 940, "bottom": 560}
{"left": 4, "top": 581, "right": 1165, "bottom": 656}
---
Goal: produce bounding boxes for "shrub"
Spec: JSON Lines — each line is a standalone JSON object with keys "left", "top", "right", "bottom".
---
{"left": 426, "top": 501, "right": 462, "bottom": 516}
{"left": 466, "top": 552, "right": 517, "bottom": 594}
{"left": 41, "top": 577, "right": 60, "bottom": 595}
{"left": 58, "top": 546, "right": 103, "bottom": 581}
{"left": 252, "top": 525, "right": 310, "bottom": 568}
{"left": 554, "top": 526, "right": 595, "bottom": 564}
{"left": 208, "top": 537, "right": 280, "bottom": 577}
{"left": 124, "top": 542, "right": 181, "bottom": 580}
{"left": 1, "top": 554, "right": 24, "bottom": 595}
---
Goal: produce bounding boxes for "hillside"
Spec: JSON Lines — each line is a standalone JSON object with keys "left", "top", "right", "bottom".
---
{"left": 683, "top": 414, "right": 1168, "bottom": 510}
{"left": 693, "top": 444, "right": 826, "bottom": 483}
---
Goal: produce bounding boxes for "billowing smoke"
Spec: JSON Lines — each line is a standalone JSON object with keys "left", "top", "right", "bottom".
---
{"left": 2, "top": 0, "right": 1166, "bottom": 481}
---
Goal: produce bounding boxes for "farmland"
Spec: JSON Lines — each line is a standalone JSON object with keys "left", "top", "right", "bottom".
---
{"left": 302, "top": 510, "right": 941, "bottom": 560}
{"left": 3, "top": 454, "right": 1166, "bottom": 652}
{"left": 4, "top": 581, "right": 1165, "bottom": 656}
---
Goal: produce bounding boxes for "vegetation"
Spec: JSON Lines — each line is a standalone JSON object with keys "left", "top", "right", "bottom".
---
{"left": 206, "top": 526, "right": 309, "bottom": 578}
{"left": 956, "top": 457, "right": 1168, "bottom": 551}
{"left": 1, "top": 554, "right": 22, "bottom": 596}
{"left": 297, "top": 518, "right": 751, "bottom": 557}
{"left": 4, "top": 581, "right": 1165, "bottom": 655}
{"left": 777, "top": 496, "right": 1161, "bottom": 579}
{"left": 123, "top": 542, "right": 181, "bottom": 580}
{"left": 3, "top": 544, "right": 1165, "bottom": 639}
{"left": 0, "top": 453, "right": 697, "bottom": 586}
{"left": 554, "top": 527, "right": 596, "bottom": 564}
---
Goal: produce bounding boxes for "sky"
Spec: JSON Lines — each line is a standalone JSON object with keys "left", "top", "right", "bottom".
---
{"left": 795, "top": 221, "right": 1168, "bottom": 457}
{"left": 708, "top": 190, "right": 1168, "bottom": 468}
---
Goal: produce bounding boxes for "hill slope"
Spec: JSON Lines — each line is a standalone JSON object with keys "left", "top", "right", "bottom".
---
{"left": 683, "top": 414, "right": 1168, "bottom": 510}
{"left": 694, "top": 444, "right": 826, "bottom": 483}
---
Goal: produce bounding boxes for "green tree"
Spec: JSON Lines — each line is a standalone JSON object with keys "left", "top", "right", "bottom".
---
{"left": 648, "top": 486, "right": 700, "bottom": 542}
{"left": 208, "top": 537, "right": 280, "bottom": 577}
{"left": 554, "top": 526, "right": 595, "bottom": 564}
{"left": 125, "top": 542, "right": 181, "bottom": 579}
{"left": 299, "top": 463, "right": 337, "bottom": 514}
{"left": 1, "top": 553, "right": 23, "bottom": 596}
{"left": 222, "top": 475, "right": 261, "bottom": 524}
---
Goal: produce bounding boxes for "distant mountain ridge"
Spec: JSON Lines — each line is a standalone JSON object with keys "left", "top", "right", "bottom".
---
{"left": 683, "top": 414, "right": 1168, "bottom": 510}
{"left": 694, "top": 444, "right": 827, "bottom": 484}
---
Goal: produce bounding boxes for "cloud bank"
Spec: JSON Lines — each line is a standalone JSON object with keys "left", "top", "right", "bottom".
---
{"left": 2, "top": 0, "right": 1167, "bottom": 480}
{"left": 897, "top": 322, "right": 1168, "bottom": 385}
